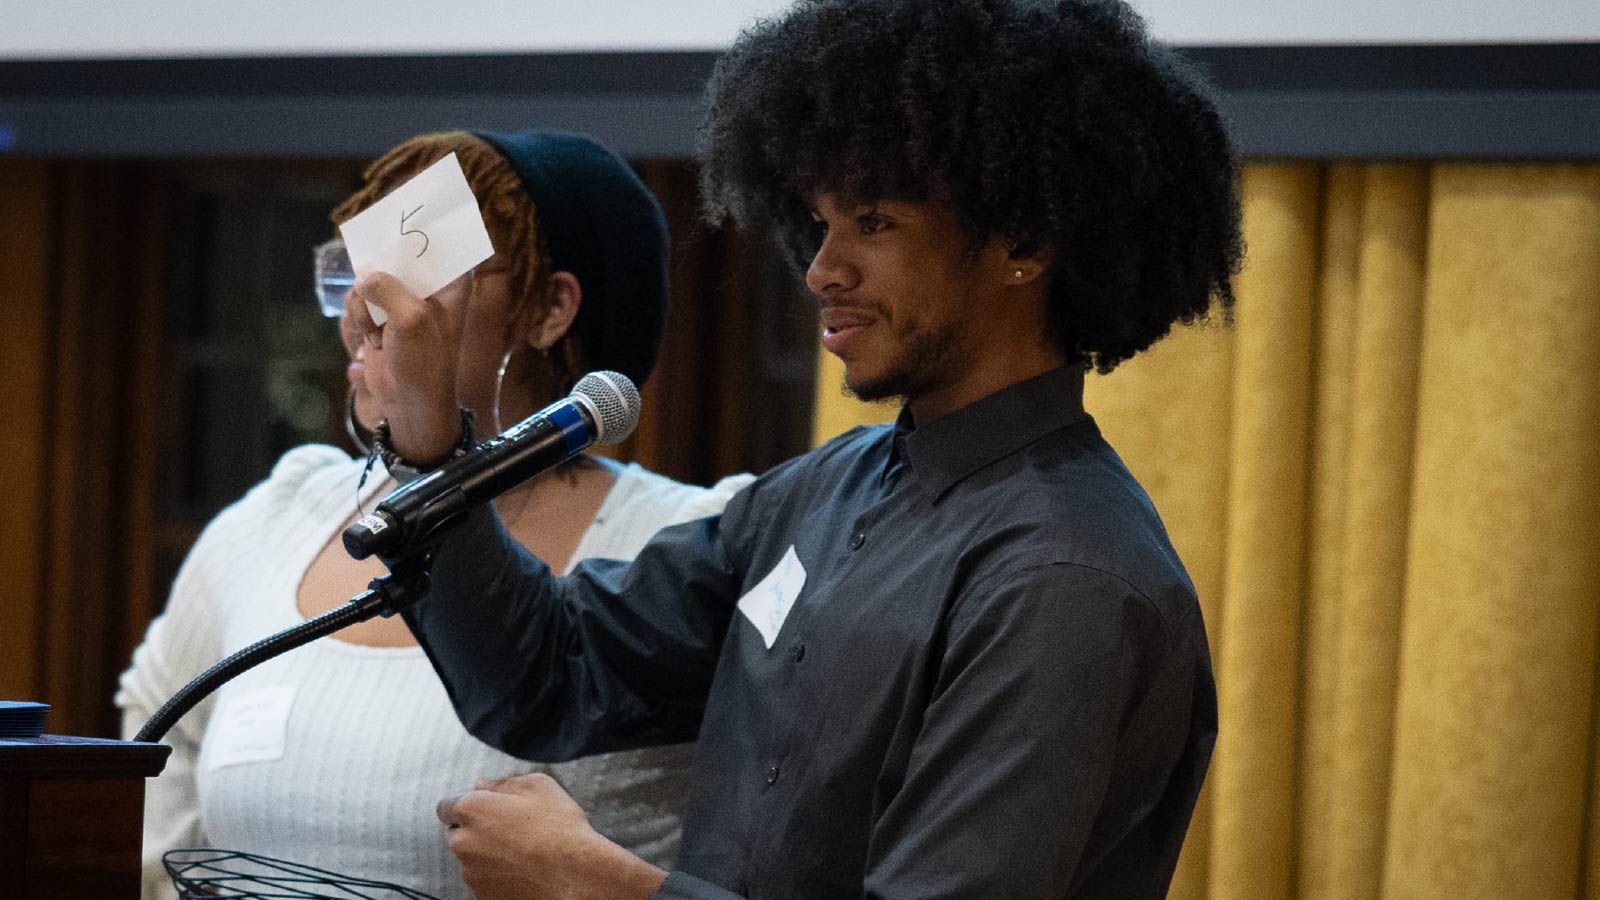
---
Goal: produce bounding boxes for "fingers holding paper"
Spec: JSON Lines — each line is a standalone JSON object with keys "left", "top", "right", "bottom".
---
{"left": 347, "top": 271, "right": 468, "bottom": 463}
{"left": 337, "top": 151, "right": 498, "bottom": 464}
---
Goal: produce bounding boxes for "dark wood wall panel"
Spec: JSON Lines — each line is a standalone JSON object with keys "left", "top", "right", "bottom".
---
{"left": 36, "top": 166, "right": 171, "bottom": 737}
{"left": 0, "top": 162, "right": 52, "bottom": 703}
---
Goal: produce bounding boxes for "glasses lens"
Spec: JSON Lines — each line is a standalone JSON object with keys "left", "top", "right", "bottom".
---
{"left": 313, "top": 240, "right": 354, "bottom": 317}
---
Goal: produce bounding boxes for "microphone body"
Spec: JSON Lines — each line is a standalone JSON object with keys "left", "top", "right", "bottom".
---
{"left": 343, "top": 371, "right": 640, "bottom": 561}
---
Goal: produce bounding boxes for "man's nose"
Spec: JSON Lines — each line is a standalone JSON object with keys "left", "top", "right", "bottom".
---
{"left": 805, "top": 232, "right": 858, "bottom": 296}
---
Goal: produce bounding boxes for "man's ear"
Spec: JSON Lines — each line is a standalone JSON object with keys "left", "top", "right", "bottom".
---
{"left": 526, "top": 270, "right": 583, "bottom": 350}
{"left": 1000, "top": 248, "right": 1050, "bottom": 287}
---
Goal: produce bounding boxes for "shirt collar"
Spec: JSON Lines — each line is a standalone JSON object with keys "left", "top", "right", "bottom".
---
{"left": 889, "top": 365, "right": 1089, "bottom": 500}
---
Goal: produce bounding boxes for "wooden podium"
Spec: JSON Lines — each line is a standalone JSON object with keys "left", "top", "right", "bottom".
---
{"left": 1, "top": 735, "right": 170, "bottom": 900}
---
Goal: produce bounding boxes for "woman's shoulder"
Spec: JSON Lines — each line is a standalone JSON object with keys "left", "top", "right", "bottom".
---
{"left": 257, "top": 443, "right": 362, "bottom": 505}
{"left": 125, "top": 445, "right": 361, "bottom": 682}
{"left": 209, "top": 444, "right": 362, "bottom": 534}
{"left": 267, "top": 443, "right": 357, "bottom": 486}
{"left": 577, "top": 463, "right": 754, "bottom": 560}
{"left": 268, "top": 438, "right": 356, "bottom": 480}
{"left": 608, "top": 462, "right": 756, "bottom": 523}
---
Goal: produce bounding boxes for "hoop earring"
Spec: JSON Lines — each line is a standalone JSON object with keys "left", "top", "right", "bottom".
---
{"left": 494, "top": 344, "right": 558, "bottom": 434}
{"left": 345, "top": 385, "right": 373, "bottom": 455}
{"left": 492, "top": 348, "right": 516, "bottom": 435}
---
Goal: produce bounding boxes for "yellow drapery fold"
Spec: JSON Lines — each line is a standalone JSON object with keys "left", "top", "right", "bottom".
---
{"left": 1383, "top": 165, "right": 1600, "bottom": 899}
{"left": 1209, "top": 163, "right": 1321, "bottom": 898}
{"left": 1293, "top": 163, "right": 1365, "bottom": 899}
{"left": 1325, "top": 164, "right": 1430, "bottom": 900}
{"left": 809, "top": 162, "right": 1600, "bottom": 899}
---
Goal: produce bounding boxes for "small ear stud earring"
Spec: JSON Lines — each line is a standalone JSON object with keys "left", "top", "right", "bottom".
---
{"left": 1013, "top": 269, "right": 1025, "bottom": 279}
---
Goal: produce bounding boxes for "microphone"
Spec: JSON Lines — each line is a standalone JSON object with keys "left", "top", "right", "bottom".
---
{"left": 342, "top": 370, "right": 641, "bottom": 561}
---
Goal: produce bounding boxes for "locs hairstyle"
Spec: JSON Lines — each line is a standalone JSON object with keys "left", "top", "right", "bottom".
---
{"left": 698, "top": 0, "right": 1244, "bottom": 372}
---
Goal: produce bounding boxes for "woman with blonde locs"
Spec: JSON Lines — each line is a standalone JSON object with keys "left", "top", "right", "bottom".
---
{"left": 117, "top": 128, "right": 752, "bottom": 900}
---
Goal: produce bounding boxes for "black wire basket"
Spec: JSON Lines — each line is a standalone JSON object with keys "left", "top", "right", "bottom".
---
{"left": 163, "top": 849, "right": 442, "bottom": 899}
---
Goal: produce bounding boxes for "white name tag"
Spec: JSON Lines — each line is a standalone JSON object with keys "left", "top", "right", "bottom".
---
{"left": 206, "top": 685, "right": 297, "bottom": 772}
{"left": 338, "top": 151, "right": 496, "bottom": 325}
{"left": 737, "top": 545, "right": 806, "bottom": 649}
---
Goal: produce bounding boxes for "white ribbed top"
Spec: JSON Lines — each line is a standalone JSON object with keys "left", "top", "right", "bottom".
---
{"left": 118, "top": 446, "right": 752, "bottom": 900}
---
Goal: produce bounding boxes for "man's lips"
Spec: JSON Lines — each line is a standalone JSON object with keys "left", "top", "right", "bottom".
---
{"left": 820, "top": 306, "right": 878, "bottom": 334}
{"left": 820, "top": 305, "right": 879, "bottom": 357}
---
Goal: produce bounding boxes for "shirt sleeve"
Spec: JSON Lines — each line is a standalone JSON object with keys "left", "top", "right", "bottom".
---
{"left": 116, "top": 511, "right": 232, "bottom": 900}
{"left": 118, "top": 570, "right": 216, "bottom": 899}
{"left": 402, "top": 494, "right": 748, "bottom": 763}
{"left": 859, "top": 562, "right": 1207, "bottom": 899}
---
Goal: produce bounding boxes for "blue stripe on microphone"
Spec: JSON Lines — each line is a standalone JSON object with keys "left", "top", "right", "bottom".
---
{"left": 549, "top": 402, "right": 590, "bottom": 455}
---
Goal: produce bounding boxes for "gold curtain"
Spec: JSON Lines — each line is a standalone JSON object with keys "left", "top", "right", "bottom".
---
{"left": 810, "top": 162, "right": 1600, "bottom": 899}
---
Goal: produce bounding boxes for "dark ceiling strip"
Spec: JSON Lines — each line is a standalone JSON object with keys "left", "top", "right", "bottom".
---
{"left": 2, "top": 45, "right": 1596, "bottom": 158}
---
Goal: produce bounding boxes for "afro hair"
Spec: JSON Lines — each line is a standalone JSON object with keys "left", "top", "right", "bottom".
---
{"left": 698, "top": 0, "right": 1244, "bottom": 372}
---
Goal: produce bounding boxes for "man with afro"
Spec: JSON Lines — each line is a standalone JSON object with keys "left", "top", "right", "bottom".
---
{"left": 355, "top": 1, "right": 1243, "bottom": 897}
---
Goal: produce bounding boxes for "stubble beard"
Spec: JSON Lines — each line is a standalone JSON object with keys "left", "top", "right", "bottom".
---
{"left": 843, "top": 316, "right": 965, "bottom": 405}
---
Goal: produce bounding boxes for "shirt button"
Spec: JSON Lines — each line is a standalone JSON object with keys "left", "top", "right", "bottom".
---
{"left": 766, "top": 765, "right": 781, "bottom": 784}
{"left": 849, "top": 532, "right": 866, "bottom": 550}
{"left": 792, "top": 643, "right": 806, "bottom": 663}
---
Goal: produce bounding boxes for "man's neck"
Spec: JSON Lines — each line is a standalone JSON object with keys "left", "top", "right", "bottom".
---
{"left": 907, "top": 352, "right": 1067, "bottom": 427}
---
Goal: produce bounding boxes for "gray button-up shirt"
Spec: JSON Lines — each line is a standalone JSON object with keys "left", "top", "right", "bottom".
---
{"left": 406, "top": 364, "right": 1216, "bottom": 899}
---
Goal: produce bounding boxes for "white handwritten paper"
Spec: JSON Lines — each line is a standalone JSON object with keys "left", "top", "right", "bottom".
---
{"left": 738, "top": 545, "right": 807, "bottom": 649}
{"left": 206, "top": 685, "right": 297, "bottom": 772}
{"left": 337, "top": 152, "right": 495, "bottom": 324}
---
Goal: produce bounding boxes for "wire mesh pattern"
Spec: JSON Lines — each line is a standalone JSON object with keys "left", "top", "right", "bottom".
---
{"left": 573, "top": 370, "right": 640, "bottom": 444}
{"left": 164, "top": 849, "right": 442, "bottom": 899}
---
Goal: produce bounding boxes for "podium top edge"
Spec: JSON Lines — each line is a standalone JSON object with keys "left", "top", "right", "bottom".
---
{"left": 0, "top": 734, "right": 171, "bottom": 779}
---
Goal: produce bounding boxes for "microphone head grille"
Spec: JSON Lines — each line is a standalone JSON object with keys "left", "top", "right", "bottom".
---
{"left": 572, "top": 371, "right": 641, "bottom": 444}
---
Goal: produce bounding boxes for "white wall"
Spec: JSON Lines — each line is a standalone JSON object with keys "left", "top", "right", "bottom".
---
{"left": 1, "top": 0, "right": 1595, "bottom": 59}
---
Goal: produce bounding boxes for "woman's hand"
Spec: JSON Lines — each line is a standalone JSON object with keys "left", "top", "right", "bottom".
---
{"left": 346, "top": 271, "right": 467, "bottom": 462}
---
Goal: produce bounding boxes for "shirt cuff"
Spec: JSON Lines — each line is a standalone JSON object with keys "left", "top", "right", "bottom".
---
{"left": 652, "top": 871, "right": 745, "bottom": 900}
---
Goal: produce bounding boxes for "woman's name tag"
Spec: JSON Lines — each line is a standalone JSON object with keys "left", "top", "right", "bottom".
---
{"left": 205, "top": 685, "right": 298, "bottom": 772}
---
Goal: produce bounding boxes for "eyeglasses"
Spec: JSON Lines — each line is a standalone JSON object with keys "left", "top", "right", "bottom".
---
{"left": 313, "top": 238, "right": 355, "bottom": 317}
{"left": 313, "top": 239, "right": 498, "bottom": 317}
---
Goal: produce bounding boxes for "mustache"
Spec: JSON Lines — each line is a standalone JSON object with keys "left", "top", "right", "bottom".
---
{"left": 819, "top": 298, "right": 890, "bottom": 318}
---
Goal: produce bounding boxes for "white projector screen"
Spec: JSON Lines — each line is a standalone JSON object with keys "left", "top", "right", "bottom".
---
{"left": 2, "top": 0, "right": 1597, "bottom": 59}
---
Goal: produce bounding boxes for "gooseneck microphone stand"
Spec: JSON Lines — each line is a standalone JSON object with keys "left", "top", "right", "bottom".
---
{"left": 134, "top": 553, "right": 434, "bottom": 744}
